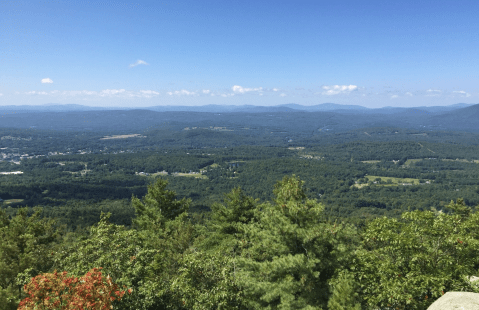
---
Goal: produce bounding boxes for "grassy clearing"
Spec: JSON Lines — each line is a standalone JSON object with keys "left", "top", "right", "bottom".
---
{"left": 361, "top": 160, "right": 380, "bottom": 164}
{"left": 288, "top": 147, "right": 305, "bottom": 150}
{"left": 404, "top": 159, "right": 422, "bottom": 166}
{"left": 2, "top": 199, "right": 24, "bottom": 204}
{"left": 136, "top": 171, "right": 168, "bottom": 177}
{"left": 442, "top": 159, "right": 477, "bottom": 163}
{"left": 353, "top": 183, "right": 369, "bottom": 189}
{"left": 366, "top": 175, "right": 421, "bottom": 184}
{"left": 173, "top": 173, "right": 208, "bottom": 179}
{"left": 353, "top": 175, "right": 424, "bottom": 188}
{"left": 100, "top": 134, "right": 146, "bottom": 140}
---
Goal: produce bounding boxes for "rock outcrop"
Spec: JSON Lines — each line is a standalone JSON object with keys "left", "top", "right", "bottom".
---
{"left": 427, "top": 292, "right": 479, "bottom": 310}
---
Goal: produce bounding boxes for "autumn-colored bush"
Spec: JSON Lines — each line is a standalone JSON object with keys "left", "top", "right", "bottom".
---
{"left": 18, "top": 268, "right": 130, "bottom": 310}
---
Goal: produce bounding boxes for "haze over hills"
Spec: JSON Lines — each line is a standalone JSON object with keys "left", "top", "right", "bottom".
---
{"left": 1, "top": 103, "right": 478, "bottom": 134}
{"left": 0, "top": 102, "right": 475, "bottom": 113}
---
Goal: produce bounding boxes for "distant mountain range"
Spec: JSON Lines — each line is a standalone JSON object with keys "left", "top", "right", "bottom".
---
{"left": 0, "top": 102, "right": 475, "bottom": 114}
{"left": 1, "top": 102, "right": 478, "bottom": 134}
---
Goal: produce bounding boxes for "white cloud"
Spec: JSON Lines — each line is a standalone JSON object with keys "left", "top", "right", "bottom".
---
{"left": 272, "top": 88, "right": 279, "bottom": 92}
{"left": 24, "top": 89, "right": 160, "bottom": 99}
{"left": 453, "top": 90, "right": 471, "bottom": 97}
{"left": 0, "top": 93, "right": 3, "bottom": 96}
{"left": 100, "top": 89, "right": 126, "bottom": 96}
{"left": 140, "top": 90, "right": 160, "bottom": 96}
{"left": 426, "top": 89, "right": 442, "bottom": 97}
{"left": 41, "top": 78, "right": 53, "bottom": 84}
{"left": 232, "top": 85, "right": 263, "bottom": 94}
{"left": 391, "top": 95, "right": 399, "bottom": 99}
{"left": 220, "top": 93, "right": 235, "bottom": 97}
{"left": 322, "top": 85, "right": 358, "bottom": 95}
{"left": 25, "top": 91, "right": 48, "bottom": 95}
{"left": 129, "top": 60, "right": 149, "bottom": 68}
{"left": 405, "top": 92, "right": 413, "bottom": 96}
{"left": 167, "top": 89, "right": 197, "bottom": 96}
{"left": 280, "top": 93, "right": 287, "bottom": 97}
{"left": 202, "top": 89, "right": 210, "bottom": 94}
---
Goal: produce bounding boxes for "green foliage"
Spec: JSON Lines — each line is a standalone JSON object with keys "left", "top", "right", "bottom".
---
{"left": 0, "top": 286, "right": 17, "bottom": 310}
{"left": 327, "top": 270, "right": 361, "bottom": 310}
{"left": 211, "top": 187, "right": 257, "bottom": 234}
{"left": 238, "top": 176, "right": 351, "bottom": 309}
{"left": 354, "top": 199, "right": 479, "bottom": 309}
{"left": 173, "top": 188, "right": 258, "bottom": 309}
{"left": 0, "top": 208, "right": 58, "bottom": 307}
{"left": 131, "top": 178, "right": 196, "bottom": 308}
{"left": 200, "top": 187, "right": 257, "bottom": 252}
{"left": 3, "top": 134, "right": 479, "bottom": 310}
{"left": 54, "top": 213, "right": 157, "bottom": 310}
{"left": 170, "top": 251, "right": 246, "bottom": 310}
{"left": 132, "top": 178, "right": 190, "bottom": 229}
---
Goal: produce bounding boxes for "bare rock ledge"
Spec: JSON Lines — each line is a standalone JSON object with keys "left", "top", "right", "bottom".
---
{"left": 427, "top": 292, "right": 479, "bottom": 310}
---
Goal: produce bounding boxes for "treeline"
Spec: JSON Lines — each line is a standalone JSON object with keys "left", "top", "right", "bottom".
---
{"left": 1, "top": 177, "right": 479, "bottom": 309}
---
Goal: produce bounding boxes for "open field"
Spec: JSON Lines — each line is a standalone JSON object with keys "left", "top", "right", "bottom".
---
{"left": 352, "top": 175, "right": 424, "bottom": 188}
{"left": 2, "top": 199, "right": 24, "bottom": 204}
{"left": 404, "top": 159, "right": 422, "bottom": 165}
{"left": 173, "top": 172, "right": 208, "bottom": 179}
{"left": 100, "top": 134, "right": 146, "bottom": 140}
{"left": 365, "top": 175, "right": 421, "bottom": 185}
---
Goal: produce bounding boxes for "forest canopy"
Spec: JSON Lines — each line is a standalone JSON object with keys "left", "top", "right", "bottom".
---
{"left": 1, "top": 177, "right": 478, "bottom": 309}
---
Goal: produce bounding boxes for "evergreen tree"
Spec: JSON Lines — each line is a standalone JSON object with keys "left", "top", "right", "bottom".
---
{"left": 238, "top": 175, "right": 350, "bottom": 309}
{"left": 131, "top": 178, "right": 195, "bottom": 308}
{"left": 327, "top": 271, "right": 361, "bottom": 310}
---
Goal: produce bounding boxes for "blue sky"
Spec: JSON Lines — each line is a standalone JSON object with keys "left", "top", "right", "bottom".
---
{"left": 1, "top": 0, "right": 478, "bottom": 108}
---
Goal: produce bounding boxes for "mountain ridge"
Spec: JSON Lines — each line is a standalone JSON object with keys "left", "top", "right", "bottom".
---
{"left": 1, "top": 102, "right": 476, "bottom": 113}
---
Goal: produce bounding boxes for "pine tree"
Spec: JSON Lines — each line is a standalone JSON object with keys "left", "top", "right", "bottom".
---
{"left": 238, "top": 175, "right": 347, "bottom": 309}
{"left": 327, "top": 271, "right": 361, "bottom": 310}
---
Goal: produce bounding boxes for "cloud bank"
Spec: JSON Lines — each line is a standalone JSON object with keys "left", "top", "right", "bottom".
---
{"left": 24, "top": 89, "right": 160, "bottom": 99}
{"left": 41, "top": 78, "right": 53, "bottom": 84}
{"left": 322, "top": 85, "right": 358, "bottom": 95}
{"left": 232, "top": 85, "right": 263, "bottom": 94}
{"left": 167, "top": 90, "right": 197, "bottom": 96}
{"left": 453, "top": 90, "right": 471, "bottom": 97}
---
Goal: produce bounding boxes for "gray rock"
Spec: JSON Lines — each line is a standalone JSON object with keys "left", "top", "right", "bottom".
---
{"left": 427, "top": 292, "right": 479, "bottom": 310}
